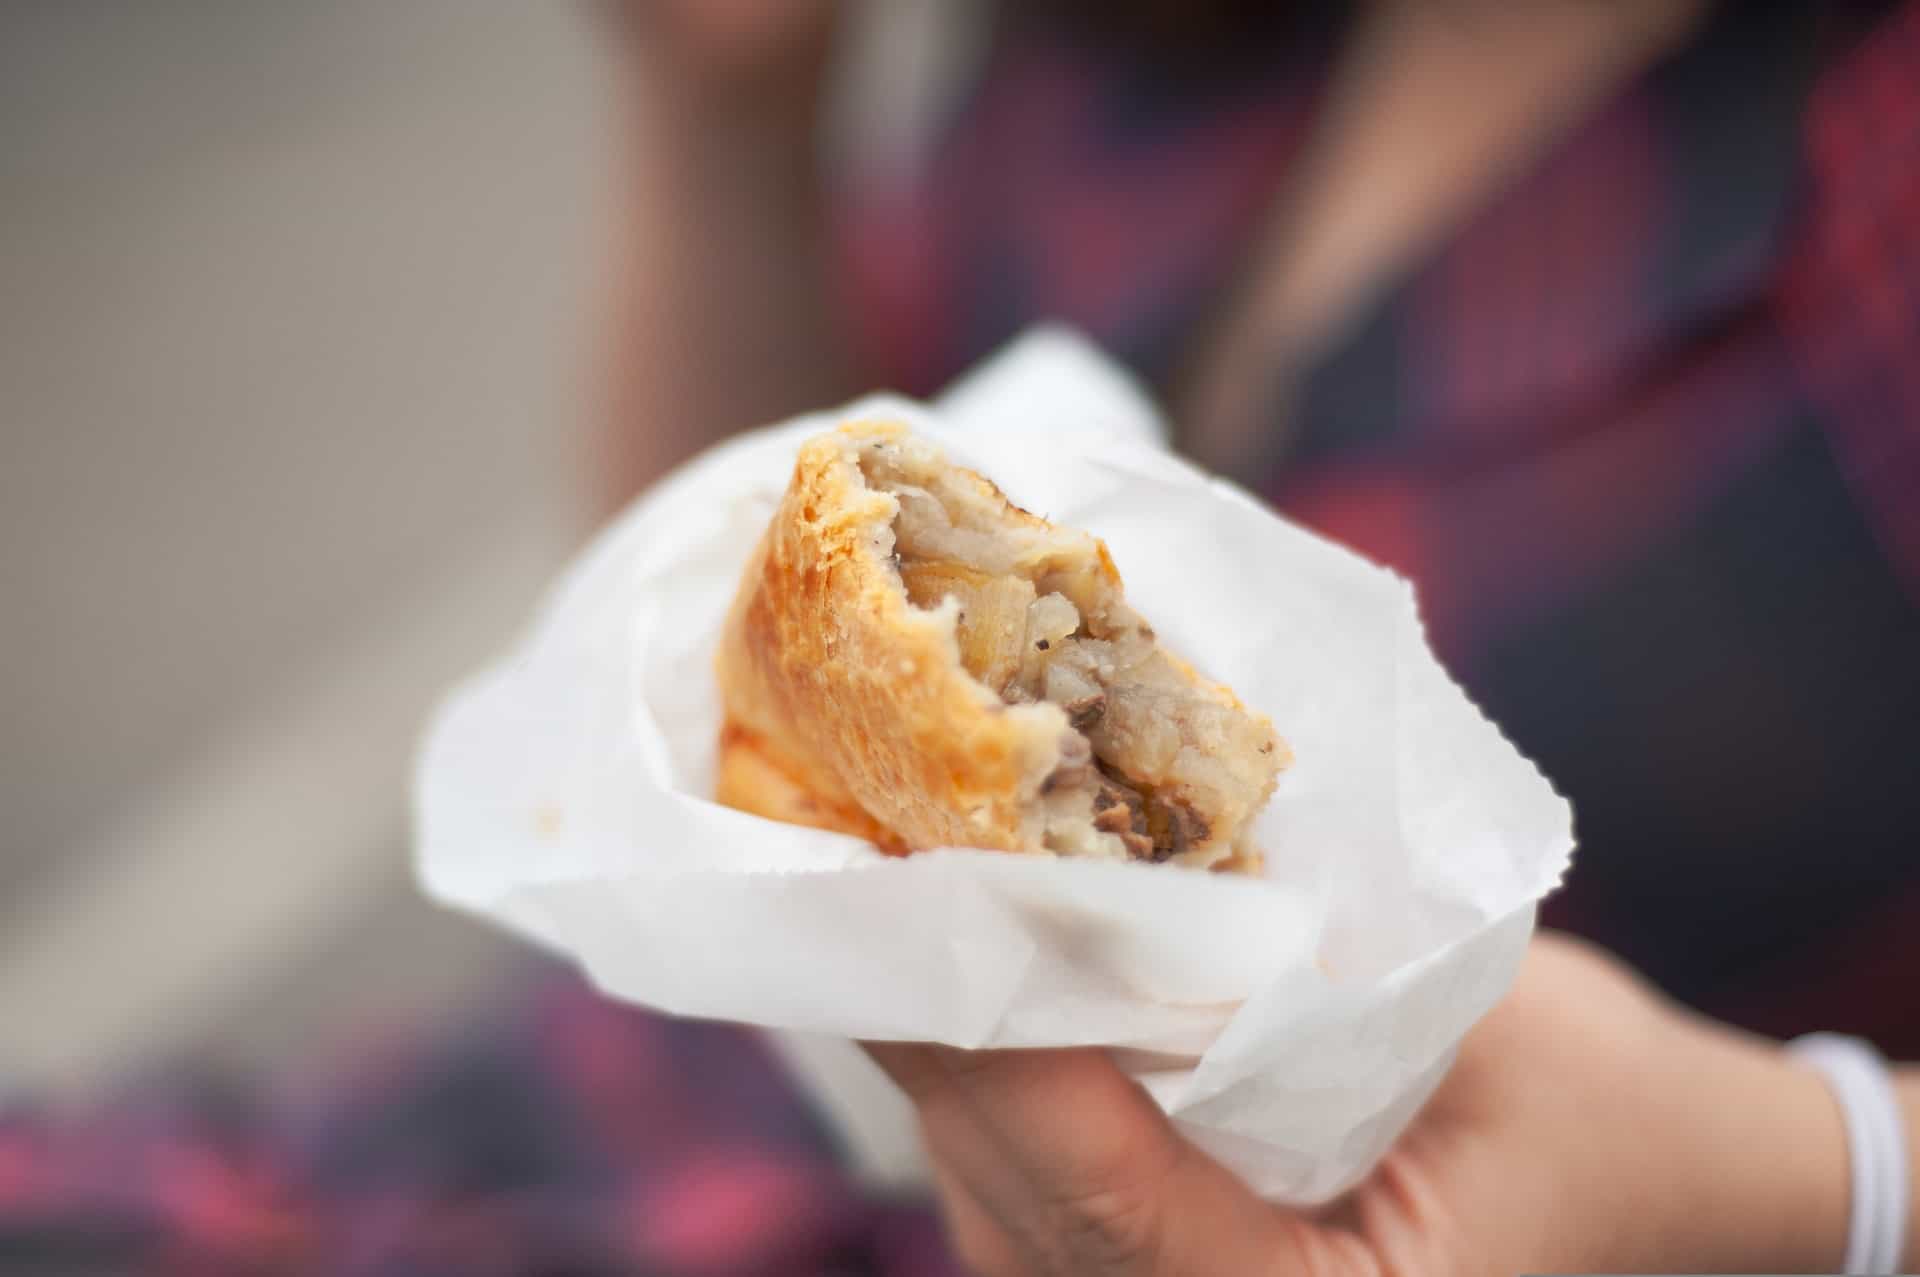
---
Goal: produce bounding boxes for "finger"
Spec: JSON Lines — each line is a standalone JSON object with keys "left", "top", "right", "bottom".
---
{"left": 924, "top": 1047, "right": 1187, "bottom": 1255}
{"left": 869, "top": 1044, "right": 1175, "bottom": 1268}
{"left": 867, "top": 1045, "right": 1030, "bottom": 1272}
{"left": 866, "top": 1043, "right": 1184, "bottom": 1220}
{"left": 867, "top": 1043, "right": 1358, "bottom": 1275}
{"left": 862, "top": 1040, "right": 949, "bottom": 1102}
{"left": 928, "top": 1153, "right": 1025, "bottom": 1276}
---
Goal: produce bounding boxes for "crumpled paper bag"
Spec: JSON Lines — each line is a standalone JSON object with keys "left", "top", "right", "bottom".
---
{"left": 414, "top": 326, "right": 1573, "bottom": 1205}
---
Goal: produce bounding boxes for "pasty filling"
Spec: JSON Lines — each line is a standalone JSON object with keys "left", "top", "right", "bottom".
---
{"left": 858, "top": 439, "right": 1278, "bottom": 866}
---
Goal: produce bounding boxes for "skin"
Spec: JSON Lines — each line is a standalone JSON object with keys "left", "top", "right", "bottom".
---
{"left": 869, "top": 932, "right": 1920, "bottom": 1276}
{"left": 601, "top": 5, "right": 1920, "bottom": 1270}
{"left": 589, "top": 0, "right": 853, "bottom": 514}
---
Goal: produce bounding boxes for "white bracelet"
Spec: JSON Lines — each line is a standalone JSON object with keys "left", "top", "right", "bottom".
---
{"left": 1789, "top": 1033, "right": 1910, "bottom": 1275}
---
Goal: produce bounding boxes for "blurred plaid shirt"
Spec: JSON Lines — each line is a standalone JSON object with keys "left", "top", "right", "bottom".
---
{"left": 5, "top": 2, "right": 1916, "bottom": 1272}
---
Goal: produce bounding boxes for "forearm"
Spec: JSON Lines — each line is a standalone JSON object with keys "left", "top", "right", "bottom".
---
{"left": 593, "top": 52, "right": 854, "bottom": 512}
{"left": 1903, "top": 1071, "right": 1919, "bottom": 1269}
{"left": 1648, "top": 1016, "right": 1919, "bottom": 1273}
{"left": 1655, "top": 1019, "right": 1851, "bottom": 1273}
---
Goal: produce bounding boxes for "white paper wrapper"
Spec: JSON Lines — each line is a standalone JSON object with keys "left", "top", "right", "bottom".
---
{"left": 414, "top": 326, "right": 1573, "bottom": 1205}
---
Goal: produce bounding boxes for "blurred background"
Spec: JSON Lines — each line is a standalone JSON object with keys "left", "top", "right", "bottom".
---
{"left": 4, "top": 0, "right": 1912, "bottom": 1176}
{"left": 1, "top": 0, "right": 965, "bottom": 1099}
{"left": 2, "top": 1, "right": 1915, "bottom": 1270}
{"left": 2, "top": 0, "right": 600, "bottom": 1091}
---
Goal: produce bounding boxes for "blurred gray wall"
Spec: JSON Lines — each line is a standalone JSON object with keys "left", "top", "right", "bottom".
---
{"left": 0, "top": 1, "right": 602, "bottom": 1086}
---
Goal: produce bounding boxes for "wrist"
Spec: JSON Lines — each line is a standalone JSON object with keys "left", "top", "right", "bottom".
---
{"left": 1796, "top": 1045, "right": 1916, "bottom": 1274}
{"left": 1903, "top": 1074, "right": 1920, "bottom": 1270}
{"left": 623, "top": 82, "right": 822, "bottom": 197}
{"left": 1650, "top": 1015, "right": 1851, "bottom": 1273}
{"left": 609, "top": 18, "right": 835, "bottom": 164}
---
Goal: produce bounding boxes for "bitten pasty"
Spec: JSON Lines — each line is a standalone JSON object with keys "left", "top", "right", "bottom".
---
{"left": 714, "top": 421, "right": 1287, "bottom": 872}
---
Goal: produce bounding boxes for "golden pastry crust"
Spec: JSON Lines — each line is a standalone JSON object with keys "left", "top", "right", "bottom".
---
{"left": 713, "top": 419, "right": 1286, "bottom": 869}
{"left": 714, "top": 720, "right": 905, "bottom": 851}
{"left": 715, "top": 422, "right": 1070, "bottom": 853}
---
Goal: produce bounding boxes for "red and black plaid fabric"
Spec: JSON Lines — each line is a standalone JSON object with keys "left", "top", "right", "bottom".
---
{"left": 850, "top": 0, "right": 1920, "bottom": 1045}
{"left": 4, "top": 4, "right": 1914, "bottom": 1271}
{"left": 0, "top": 972, "right": 958, "bottom": 1275}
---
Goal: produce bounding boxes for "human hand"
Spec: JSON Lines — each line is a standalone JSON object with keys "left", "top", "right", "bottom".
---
{"left": 586, "top": 0, "right": 854, "bottom": 515}
{"left": 596, "top": 0, "right": 841, "bottom": 120}
{"left": 867, "top": 933, "right": 1849, "bottom": 1275}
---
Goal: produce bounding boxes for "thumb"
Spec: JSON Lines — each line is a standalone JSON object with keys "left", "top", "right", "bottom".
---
{"left": 866, "top": 1043, "right": 1375, "bottom": 1275}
